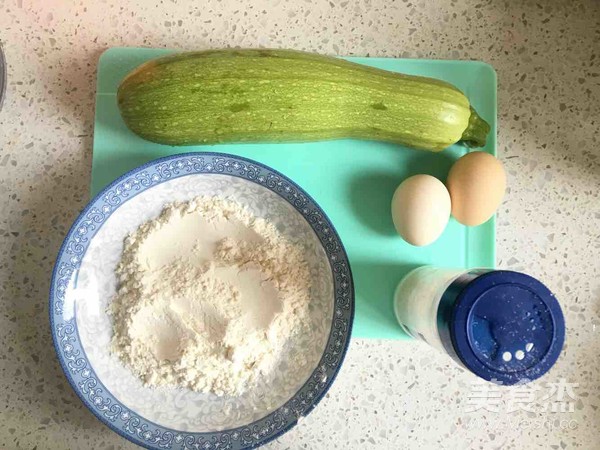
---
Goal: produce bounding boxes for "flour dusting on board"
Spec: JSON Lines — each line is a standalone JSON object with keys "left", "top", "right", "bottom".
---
{"left": 109, "top": 196, "right": 312, "bottom": 396}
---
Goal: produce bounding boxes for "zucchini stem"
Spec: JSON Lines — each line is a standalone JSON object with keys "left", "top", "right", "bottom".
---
{"left": 461, "top": 107, "right": 491, "bottom": 148}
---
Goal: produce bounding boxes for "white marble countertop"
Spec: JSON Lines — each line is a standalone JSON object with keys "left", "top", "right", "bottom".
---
{"left": 1, "top": 0, "right": 599, "bottom": 449}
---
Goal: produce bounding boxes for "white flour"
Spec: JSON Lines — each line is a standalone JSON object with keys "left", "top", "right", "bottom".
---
{"left": 110, "top": 196, "right": 312, "bottom": 396}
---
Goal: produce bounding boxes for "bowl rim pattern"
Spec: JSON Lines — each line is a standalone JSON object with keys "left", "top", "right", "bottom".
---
{"left": 49, "top": 152, "right": 355, "bottom": 450}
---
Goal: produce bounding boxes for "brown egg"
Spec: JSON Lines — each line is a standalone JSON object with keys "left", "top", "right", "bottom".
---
{"left": 446, "top": 151, "right": 506, "bottom": 226}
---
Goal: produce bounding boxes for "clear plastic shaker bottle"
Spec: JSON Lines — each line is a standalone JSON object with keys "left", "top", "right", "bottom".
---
{"left": 394, "top": 267, "right": 565, "bottom": 385}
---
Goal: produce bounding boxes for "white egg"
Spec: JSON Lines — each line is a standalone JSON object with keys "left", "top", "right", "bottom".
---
{"left": 391, "top": 174, "right": 451, "bottom": 247}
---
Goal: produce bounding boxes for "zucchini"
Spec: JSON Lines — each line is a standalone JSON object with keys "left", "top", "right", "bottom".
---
{"left": 117, "top": 49, "right": 490, "bottom": 151}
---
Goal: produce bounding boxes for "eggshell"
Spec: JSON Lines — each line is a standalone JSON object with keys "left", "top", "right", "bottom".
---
{"left": 391, "top": 174, "right": 451, "bottom": 247}
{"left": 446, "top": 151, "right": 506, "bottom": 226}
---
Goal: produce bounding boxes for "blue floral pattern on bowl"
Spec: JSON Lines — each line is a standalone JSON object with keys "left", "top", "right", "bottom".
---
{"left": 50, "top": 152, "right": 354, "bottom": 449}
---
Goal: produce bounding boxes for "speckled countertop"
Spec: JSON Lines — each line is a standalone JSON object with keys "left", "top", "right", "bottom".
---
{"left": 1, "top": 1, "right": 599, "bottom": 449}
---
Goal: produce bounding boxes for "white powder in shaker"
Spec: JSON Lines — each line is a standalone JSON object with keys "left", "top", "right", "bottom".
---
{"left": 109, "top": 196, "right": 312, "bottom": 397}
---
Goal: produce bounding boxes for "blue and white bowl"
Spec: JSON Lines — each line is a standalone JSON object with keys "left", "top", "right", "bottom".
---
{"left": 50, "top": 153, "right": 354, "bottom": 449}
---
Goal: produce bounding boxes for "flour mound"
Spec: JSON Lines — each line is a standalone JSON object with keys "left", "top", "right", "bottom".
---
{"left": 110, "top": 196, "right": 312, "bottom": 397}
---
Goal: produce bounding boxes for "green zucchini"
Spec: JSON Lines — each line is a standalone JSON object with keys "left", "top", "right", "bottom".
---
{"left": 117, "top": 49, "right": 490, "bottom": 151}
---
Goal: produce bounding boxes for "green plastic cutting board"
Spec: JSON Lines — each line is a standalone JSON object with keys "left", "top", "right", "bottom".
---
{"left": 92, "top": 47, "right": 497, "bottom": 339}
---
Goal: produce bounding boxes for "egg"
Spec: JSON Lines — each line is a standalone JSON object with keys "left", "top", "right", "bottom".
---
{"left": 391, "top": 174, "right": 451, "bottom": 246}
{"left": 446, "top": 151, "right": 506, "bottom": 226}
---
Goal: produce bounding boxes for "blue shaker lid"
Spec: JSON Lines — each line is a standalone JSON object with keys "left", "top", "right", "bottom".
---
{"left": 449, "top": 270, "right": 565, "bottom": 385}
